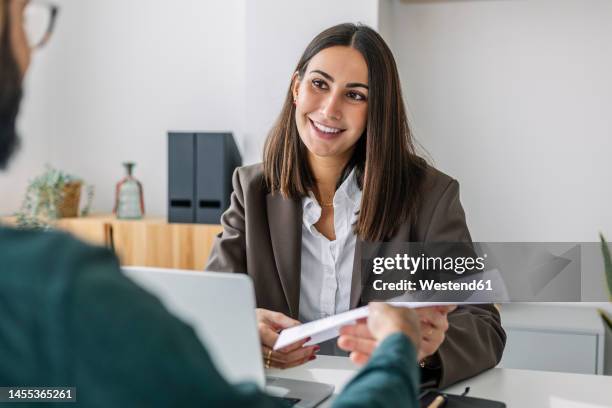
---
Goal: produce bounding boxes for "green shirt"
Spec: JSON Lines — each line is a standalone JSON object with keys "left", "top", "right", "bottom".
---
{"left": 0, "top": 227, "right": 419, "bottom": 407}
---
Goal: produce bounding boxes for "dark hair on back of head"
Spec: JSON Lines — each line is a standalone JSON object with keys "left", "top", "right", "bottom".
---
{"left": 0, "top": 1, "right": 23, "bottom": 169}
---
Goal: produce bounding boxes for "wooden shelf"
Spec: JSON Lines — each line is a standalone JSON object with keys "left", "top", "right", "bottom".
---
{"left": 1, "top": 215, "right": 223, "bottom": 270}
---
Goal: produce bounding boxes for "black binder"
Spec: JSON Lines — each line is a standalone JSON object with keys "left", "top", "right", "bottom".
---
{"left": 168, "top": 132, "right": 241, "bottom": 224}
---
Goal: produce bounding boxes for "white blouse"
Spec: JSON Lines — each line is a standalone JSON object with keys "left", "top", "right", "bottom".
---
{"left": 298, "top": 169, "right": 362, "bottom": 323}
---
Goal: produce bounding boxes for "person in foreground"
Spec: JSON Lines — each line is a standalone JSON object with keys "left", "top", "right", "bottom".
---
{"left": 0, "top": 1, "right": 421, "bottom": 407}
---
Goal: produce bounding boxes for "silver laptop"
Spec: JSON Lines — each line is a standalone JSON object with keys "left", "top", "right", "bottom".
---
{"left": 122, "top": 266, "right": 334, "bottom": 407}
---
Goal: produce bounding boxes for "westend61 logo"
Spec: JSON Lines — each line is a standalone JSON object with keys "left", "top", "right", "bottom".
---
{"left": 362, "top": 242, "right": 609, "bottom": 303}
{"left": 371, "top": 253, "right": 487, "bottom": 275}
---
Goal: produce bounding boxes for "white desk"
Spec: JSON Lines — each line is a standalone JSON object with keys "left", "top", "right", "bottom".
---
{"left": 268, "top": 355, "right": 612, "bottom": 407}
{"left": 500, "top": 304, "right": 605, "bottom": 374}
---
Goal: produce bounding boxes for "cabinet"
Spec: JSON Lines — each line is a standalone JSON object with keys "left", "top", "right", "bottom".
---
{"left": 109, "top": 217, "right": 223, "bottom": 270}
{"left": 2, "top": 215, "right": 223, "bottom": 270}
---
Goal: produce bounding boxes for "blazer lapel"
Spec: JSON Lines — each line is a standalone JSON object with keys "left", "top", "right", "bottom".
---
{"left": 350, "top": 223, "right": 413, "bottom": 308}
{"left": 350, "top": 239, "right": 364, "bottom": 308}
{"left": 266, "top": 192, "right": 302, "bottom": 318}
{"left": 350, "top": 238, "right": 384, "bottom": 308}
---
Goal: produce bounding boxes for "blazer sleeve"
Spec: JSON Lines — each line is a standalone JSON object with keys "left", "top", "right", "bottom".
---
{"left": 423, "top": 179, "right": 506, "bottom": 388}
{"left": 205, "top": 168, "right": 247, "bottom": 274}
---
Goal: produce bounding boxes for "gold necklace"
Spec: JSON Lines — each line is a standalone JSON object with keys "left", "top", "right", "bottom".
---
{"left": 314, "top": 192, "right": 334, "bottom": 207}
{"left": 313, "top": 184, "right": 335, "bottom": 207}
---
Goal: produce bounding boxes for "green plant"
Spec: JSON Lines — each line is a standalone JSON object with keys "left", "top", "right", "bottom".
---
{"left": 599, "top": 233, "right": 612, "bottom": 301}
{"left": 600, "top": 233, "right": 612, "bottom": 302}
{"left": 599, "top": 233, "right": 612, "bottom": 331}
{"left": 15, "top": 165, "right": 94, "bottom": 229}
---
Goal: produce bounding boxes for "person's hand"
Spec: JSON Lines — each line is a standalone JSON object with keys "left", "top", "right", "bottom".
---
{"left": 337, "top": 303, "right": 421, "bottom": 365}
{"left": 415, "top": 305, "right": 456, "bottom": 360}
{"left": 256, "top": 308, "right": 319, "bottom": 369}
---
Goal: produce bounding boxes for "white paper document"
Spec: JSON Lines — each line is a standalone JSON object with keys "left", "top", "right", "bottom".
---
{"left": 273, "top": 302, "right": 453, "bottom": 350}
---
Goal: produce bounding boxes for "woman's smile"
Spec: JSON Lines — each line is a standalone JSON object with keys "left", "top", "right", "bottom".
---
{"left": 308, "top": 117, "right": 346, "bottom": 140}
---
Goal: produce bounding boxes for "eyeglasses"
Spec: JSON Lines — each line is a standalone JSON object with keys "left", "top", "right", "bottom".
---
{"left": 23, "top": 0, "right": 59, "bottom": 49}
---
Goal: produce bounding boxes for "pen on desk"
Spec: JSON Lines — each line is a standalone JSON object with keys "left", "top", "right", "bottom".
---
{"left": 426, "top": 395, "right": 446, "bottom": 408}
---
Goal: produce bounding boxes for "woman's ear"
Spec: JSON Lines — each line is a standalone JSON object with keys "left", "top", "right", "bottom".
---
{"left": 291, "top": 71, "right": 300, "bottom": 102}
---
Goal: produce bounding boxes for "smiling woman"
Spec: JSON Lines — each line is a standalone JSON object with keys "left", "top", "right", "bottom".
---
{"left": 264, "top": 24, "right": 427, "bottom": 242}
{"left": 206, "top": 23, "right": 506, "bottom": 388}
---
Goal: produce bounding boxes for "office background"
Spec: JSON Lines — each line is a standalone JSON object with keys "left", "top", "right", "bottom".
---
{"left": 0, "top": 0, "right": 611, "bottom": 376}
{"left": 1, "top": 0, "right": 611, "bottom": 243}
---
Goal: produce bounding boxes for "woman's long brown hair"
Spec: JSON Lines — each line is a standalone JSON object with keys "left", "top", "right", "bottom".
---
{"left": 263, "top": 23, "right": 426, "bottom": 242}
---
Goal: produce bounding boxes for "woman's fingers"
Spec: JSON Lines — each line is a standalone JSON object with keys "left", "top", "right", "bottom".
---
{"left": 258, "top": 322, "right": 281, "bottom": 347}
{"left": 278, "top": 336, "right": 311, "bottom": 353}
{"left": 256, "top": 307, "right": 318, "bottom": 369}
{"left": 257, "top": 308, "right": 303, "bottom": 350}
{"left": 256, "top": 308, "right": 301, "bottom": 330}
{"left": 262, "top": 345, "right": 319, "bottom": 369}
{"left": 422, "top": 323, "right": 445, "bottom": 344}
{"left": 283, "top": 345, "right": 318, "bottom": 364}
{"left": 259, "top": 324, "right": 313, "bottom": 360}
{"left": 419, "top": 338, "right": 440, "bottom": 360}
{"left": 421, "top": 314, "right": 448, "bottom": 335}
{"left": 417, "top": 307, "right": 449, "bottom": 332}
{"left": 419, "top": 320, "right": 448, "bottom": 359}
{"left": 431, "top": 310, "right": 450, "bottom": 332}
{"left": 261, "top": 330, "right": 311, "bottom": 353}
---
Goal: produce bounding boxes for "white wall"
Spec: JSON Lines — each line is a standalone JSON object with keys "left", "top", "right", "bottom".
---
{"left": 1, "top": 0, "right": 246, "bottom": 216}
{"left": 1, "top": 0, "right": 379, "bottom": 217}
{"left": 384, "top": 0, "right": 612, "bottom": 241}
{"left": 4, "top": 0, "right": 611, "bottom": 243}
{"left": 243, "top": 0, "right": 378, "bottom": 164}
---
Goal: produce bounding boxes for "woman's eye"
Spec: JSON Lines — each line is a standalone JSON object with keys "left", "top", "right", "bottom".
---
{"left": 347, "top": 91, "right": 367, "bottom": 101}
{"left": 312, "top": 79, "right": 328, "bottom": 89}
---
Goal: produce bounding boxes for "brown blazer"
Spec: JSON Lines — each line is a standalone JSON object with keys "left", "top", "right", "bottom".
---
{"left": 205, "top": 163, "right": 506, "bottom": 388}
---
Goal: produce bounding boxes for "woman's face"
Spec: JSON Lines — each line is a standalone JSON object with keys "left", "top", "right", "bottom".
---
{"left": 292, "top": 46, "right": 368, "bottom": 163}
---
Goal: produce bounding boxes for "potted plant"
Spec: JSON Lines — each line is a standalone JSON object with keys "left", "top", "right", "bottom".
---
{"left": 15, "top": 165, "right": 94, "bottom": 229}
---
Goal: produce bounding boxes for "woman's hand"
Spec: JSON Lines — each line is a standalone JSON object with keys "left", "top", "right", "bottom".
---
{"left": 256, "top": 308, "right": 319, "bottom": 369}
{"left": 337, "top": 303, "right": 421, "bottom": 365}
{"left": 415, "top": 305, "right": 456, "bottom": 360}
